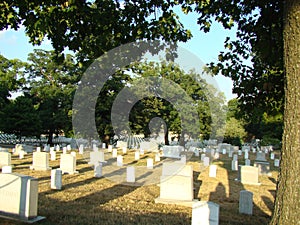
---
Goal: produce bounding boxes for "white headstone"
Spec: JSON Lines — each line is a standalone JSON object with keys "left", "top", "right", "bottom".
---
{"left": 19, "top": 150, "right": 25, "bottom": 159}
{"left": 239, "top": 166, "right": 260, "bottom": 185}
{"left": 201, "top": 154, "right": 206, "bottom": 161}
{"left": 59, "top": 154, "right": 77, "bottom": 174}
{"left": 51, "top": 169, "right": 62, "bottom": 190}
{"left": 222, "top": 149, "right": 226, "bottom": 154}
{"left": 70, "top": 151, "right": 76, "bottom": 158}
{"left": 245, "top": 159, "right": 251, "bottom": 166}
{"left": 55, "top": 145, "right": 60, "bottom": 151}
{"left": 122, "top": 146, "right": 127, "bottom": 154}
{"left": 233, "top": 154, "right": 238, "bottom": 161}
{"left": 192, "top": 201, "right": 219, "bottom": 225}
{"left": 244, "top": 151, "right": 249, "bottom": 159}
{"left": 239, "top": 190, "right": 253, "bottom": 215}
{"left": 155, "top": 153, "right": 160, "bottom": 162}
{"left": 2, "top": 165, "right": 12, "bottom": 174}
{"left": 270, "top": 153, "right": 275, "bottom": 160}
{"left": 0, "top": 173, "right": 39, "bottom": 219}
{"left": 108, "top": 145, "right": 113, "bottom": 152}
{"left": 209, "top": 165, "right": 217, "bottom": 178}
{"left": 232, "top": 160, "right": 238, "bottom": 171}
{"left": 203, "top": 157, "right": 210, "bottom": 167}
{"left": 30, "top": 152, "right": 51, "bottom": 171}
{"left": 134, "top": 151, "right": 140, "bottom": 160}
{"left": 0, "top": 152, "right": 11, "bottom": 167}
{"left": 140, "top": 148, "right": 145, "bottom": 155}
{"left": 117, "top": 155, "right": 123, "bottom": 166}
{"left": 238, "top": 150, "right": 242, "bottom": 156}
{"left": 274, "top": 159, "right": 280, "bottom": 167}
{"left": 66, "top": 144, "right": 71, "bottom": 151}
{"left": 112, "top": 148, "right": 118, "bottom": 158}
{"left": 63, "top": 147, "right": 67, "bottom": 154}
{"left": 126, "top": 166, "right": 135, "bottom": 183}
{"left": 102, "top": 143, "right": 106, "bottom": 149}
{"left": 50, "top": 151, "right": 56, "bottom": 161}
{"left": 89, "top": 151, "right": 105, "bottom": 164}
{"left": 79, "top": 145, "right": 84, "bottom": 154}
{"left": 36, "top": 147, "right": 41, "bottom": 152}
{"left": 147, "top": 158, "right": 154, "bottom": 169}
{"left": 228, "top": 151, "right": 233, "bottom": 158}
{"left": 159, "top": 164, "right": 193, "bottom": 201}
{"left": 94, "top": 162, "right": 102, "bottom": 178}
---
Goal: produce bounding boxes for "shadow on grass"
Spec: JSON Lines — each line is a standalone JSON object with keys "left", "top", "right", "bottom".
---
{"left": 208, "top": 154, "right": 273, "bottom": 225}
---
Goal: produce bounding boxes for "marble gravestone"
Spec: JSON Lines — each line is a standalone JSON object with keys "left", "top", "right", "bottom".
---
{"left": 89, "top": 151, "right": 105, "bottom": 164}
{"left": 0, "top": 173, "right": 44, "bottom": 222}
{"left": 239, "top": 166, "right": 260, "bottom": 185}
{"left": 192, "top": 201, "right": 219, "bottom": 225}
{"left": 126, "top": 166, "right": 135, "bottom": 183}
{"left": 2, "top": 165, "right": 12, "bottom": 173}
{"left": 155, "top": 162, "right": 194, "bottom": 205}
{"left": 239, "top": 190, "right": 253, "bottom": 215}
{"left": 134, "top": 151, "right": 140, "bottom": 160}
{"left": 147, "top": 158, "right": 154, "bottom": 169}
{"left": 94, "top": 162, "right": 102, "bottom": 178}
{"left": 254, "top": 152, "right": 270, "bottom": 175}
{"left": 59, "top": 154, "right": 78, "bottom": 174}
{"left": 0, "top": 152, "right": 11, "bottom": 168}
{"left": 51, "top": 169, "right": 62, "bottom": 190}
{"left": 30, "top": 152, "right": 51, "bottom": 171}
{"left": 203, "top": 157, "right": 210, "bottom": 167}
{"left": 209, "top": 165, "right": 217, "bottom": 178}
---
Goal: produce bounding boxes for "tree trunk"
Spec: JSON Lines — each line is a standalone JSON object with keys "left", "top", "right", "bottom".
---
{"left": 270, "top": 1, "right": 300, "bottom": 224}
{"left": 164, "top": 129, "right": 169, "bottom": 145}
{"left": 47, "top": 131, "right": 53, "bottom": 145}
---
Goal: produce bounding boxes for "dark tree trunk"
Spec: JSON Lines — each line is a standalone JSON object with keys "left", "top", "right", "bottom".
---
{"left": 47, "top": 131, "right": 53, "bottom": 145}
{"left": 164, "top": 129, "right": 169, "bottom": 145}
{"left": 270, "top": 0, "right": 300, "bottom": 224}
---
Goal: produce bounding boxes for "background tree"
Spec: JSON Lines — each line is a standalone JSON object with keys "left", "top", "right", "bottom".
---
{"left": 126, "top": 61, "right": 225, "bottom": 145}
{"left": 0, "top": 55, "right": 25, "bottom": 109}
{"left": 25, "top": 49, "right": 80, "bottom": 144}
{"left": 0, "top": 95, "right": 41, "bottom": 139}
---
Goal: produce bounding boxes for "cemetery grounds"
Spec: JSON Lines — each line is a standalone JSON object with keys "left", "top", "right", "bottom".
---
{"left": 0, "top": 146, "right": 279, "bottom": 225}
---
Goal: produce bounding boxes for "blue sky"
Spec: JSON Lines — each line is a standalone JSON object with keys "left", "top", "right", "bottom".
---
{"left": 0, "top": 10, "right": 237, "bottom": 101}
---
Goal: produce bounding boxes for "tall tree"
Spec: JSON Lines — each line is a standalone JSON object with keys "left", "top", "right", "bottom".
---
{"left": 270, "top": 0, "right": 300, "bottom": 223}
{"left": 0, "top": 0, "right": 191, "bottom": 61}
{"left": 26, "top": 49, "right": 80, "bottom": 144}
